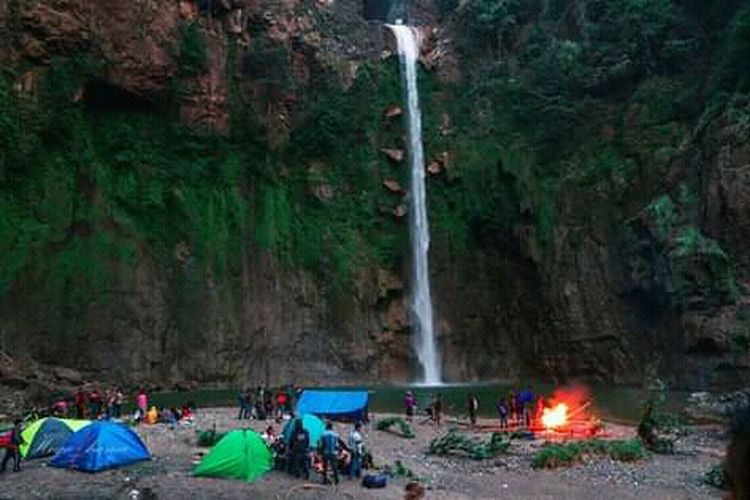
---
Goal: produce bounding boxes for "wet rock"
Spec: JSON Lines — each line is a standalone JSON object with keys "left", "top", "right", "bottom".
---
{"left": 383, "top": 178, "right": 404, "bottom": 194}
{"left": 393, "top": 204, "right": 408, "bottom": 218}
{"left": 382, "top": 148, "right": 405, "bottom": 162}
{"left": 385, "top": 105, "right": 403, "bottom": 118}
{"left": 427, "top": 161, "right": 442, "bottom": 175}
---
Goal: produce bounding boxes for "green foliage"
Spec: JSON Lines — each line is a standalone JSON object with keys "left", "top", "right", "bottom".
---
{"left": 197, "top": 429, "right": 226, "bottom": 447}
{"left": 711, "top": 3, "right": 750, "bottom": 97}
{"left": 178, "top": 22, "right": 208, "bottom": 76}
{"left": 532, "top": 439, "right": 647, "bottom": 469}
{"left": 704, "top": 463, "right": 731, "bottom": 490}
{"left": 383, "top": 459, "right": 420, "bottom": 480}
{"left": 428, "top": 427, "right": 511, "bottom": 460}
{"left": 375, "top": 417, "right": 415, "bottom": 438}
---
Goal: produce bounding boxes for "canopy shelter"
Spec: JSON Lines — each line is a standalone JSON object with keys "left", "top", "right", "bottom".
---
{"left": 49, "top": 422, "right": 151, "bottom": 472}
{"left": 281, "top": 414, "right": 325, "bottom": 450}
{"left": 295, "top": 390, "right": 369, "bottom": 421}
{"left": 20, "top": 418, "right": 90, "bottom": 459}
{"left": 193, "top": 429, "right": 272, "bottom": 483}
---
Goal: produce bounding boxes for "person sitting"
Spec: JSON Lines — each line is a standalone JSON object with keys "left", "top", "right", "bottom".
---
{"left": 180, "top": 404, "right": 194, "bottom": 422}
{"left": 261, "top": 425, "right": 278, "bottom": 445}
{"left": 145, "top": 406, "right": 159, "bottom": 425}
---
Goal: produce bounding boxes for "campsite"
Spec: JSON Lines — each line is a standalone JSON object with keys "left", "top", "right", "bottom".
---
{"left": 0, "top": 387, "right": 731, "bottom": 499}
{"left": 2, "top": 0, "right": 750, "bottom": 498}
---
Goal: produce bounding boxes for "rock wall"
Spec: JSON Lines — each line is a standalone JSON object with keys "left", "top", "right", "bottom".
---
{"left": 1, "top": 0, "right": 749, "bottom": 396}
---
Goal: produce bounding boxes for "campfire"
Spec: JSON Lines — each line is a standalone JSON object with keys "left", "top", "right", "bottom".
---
{"left": 542, "top": 403, "right": 569, "bottom": 430}
{"left": 538, "top": 386, "right": 601, "bottom": 438}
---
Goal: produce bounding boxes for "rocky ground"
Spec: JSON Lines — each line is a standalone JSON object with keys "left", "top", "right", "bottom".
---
{"left": 0, "top": 408, "right": 726, "bottom": 499}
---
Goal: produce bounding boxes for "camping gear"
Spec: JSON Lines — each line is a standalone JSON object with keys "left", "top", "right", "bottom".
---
{"left": 20, "top": 418, "right": 90, "bottom": 459}
{"left": 194, "top": 429, "right": 272, "bottom": 482}
{"left": 295, "top": 390, "right": 369, "bottom": 421}
{"left": 362, "top": 473, "right": 388, "bottom": 488}
{"left": 49, "top": 422, "right": 151, "bottom": 472}
{"left": 281, "top": 414, "right": 325, "bottom": 450}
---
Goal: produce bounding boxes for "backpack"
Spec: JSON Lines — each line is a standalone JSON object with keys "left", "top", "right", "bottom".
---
{"left": 362, "top": 473, "right": 388, "bottom": 489}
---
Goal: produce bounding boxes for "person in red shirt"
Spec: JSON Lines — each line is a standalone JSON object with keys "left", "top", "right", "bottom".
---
{"left": 276, "top": 390, "right": 288, "bottom": 418}
{"left": 74, "top": 389, "right": 88, "bottom": 419}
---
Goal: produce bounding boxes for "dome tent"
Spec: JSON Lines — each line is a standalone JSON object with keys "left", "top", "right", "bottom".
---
{"left": 194, "top": 429, "right": 272, "bottom": 483}
{"left": 281, "top": 414, "right": 325, "bottom": 450}
{"left": 50, "top": 422, "right": 151, "bottom": 472}
{"left": 20, "top": 418, "right": 91, "bottom": 459}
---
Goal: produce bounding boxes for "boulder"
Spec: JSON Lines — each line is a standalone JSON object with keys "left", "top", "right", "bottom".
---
{"left": 384, "top": 105, "right": 403, "bottom": 118}
{"left": 383, "top": 178, "right": 404, "bottom": 194}
{"left": 381, "top": 148, "right": 405, "bottom": 162}
{"left": 393, "top": 204, "right": 408, "bottom": 218}
{"left": 377, "top": 268, "right": 404, "bottom": 298}
{"left": 427, "top": 161, "right": 442, "bottom": 175}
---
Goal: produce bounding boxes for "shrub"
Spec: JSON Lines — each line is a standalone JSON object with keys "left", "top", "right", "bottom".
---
{"left": 532, "top": 439, "right": 647, "bottom": 469}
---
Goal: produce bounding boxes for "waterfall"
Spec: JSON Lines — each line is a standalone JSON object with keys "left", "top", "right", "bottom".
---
{"left": 388, "top": 24, "right": 442, "bottom": 385}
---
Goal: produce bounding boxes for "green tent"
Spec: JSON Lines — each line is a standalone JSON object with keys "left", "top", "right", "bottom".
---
{"left": 193, "top": 429, "right": 272, "bottom": 482}
{"left": 20, "top": 418, "right": 91, "bottom": 458}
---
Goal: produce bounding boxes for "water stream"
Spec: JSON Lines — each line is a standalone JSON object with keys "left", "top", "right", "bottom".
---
{"left": 388, "top": 24, "right": 441, "bottom": 384}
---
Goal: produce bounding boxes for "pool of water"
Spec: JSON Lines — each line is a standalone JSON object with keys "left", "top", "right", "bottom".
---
{"left": 151, "top": 382, "right": 690, "bottom": 424}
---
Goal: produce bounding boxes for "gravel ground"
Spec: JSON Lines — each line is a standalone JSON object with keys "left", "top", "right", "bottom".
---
{"left": 0, "top": 408, "right": 725, "bottom": 499}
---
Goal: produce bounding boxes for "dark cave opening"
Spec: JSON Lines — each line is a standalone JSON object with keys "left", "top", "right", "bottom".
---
{"left": 83, "top": 80, "right": 154, "bottom": 113}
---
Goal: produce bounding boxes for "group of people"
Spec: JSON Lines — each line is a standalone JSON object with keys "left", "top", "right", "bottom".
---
{"left": 404, "top": 391, "right": 444, "bottom": 426}
{"left": 280, "top": 419, "right": 367, "bottom": 485}
{"left": 237, "top": 386, "right": 299, "bottom": 421}
{"left": 50, "top": 386, "right": 126, "bottom": 420}
{"left": 403, "top": 386, "right": 547, "bottom": 430}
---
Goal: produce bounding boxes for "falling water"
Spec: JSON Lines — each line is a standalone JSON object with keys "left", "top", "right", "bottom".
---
{"left": 388, "top": 24, "right": 441, "bottom": 385}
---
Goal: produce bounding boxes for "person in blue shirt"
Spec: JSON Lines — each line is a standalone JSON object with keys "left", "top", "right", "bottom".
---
{"left": 319, "top": 422, "right": 340, "bottom": 485}
{"left": 519, "top": 386, "right": 535, "bottom": 428}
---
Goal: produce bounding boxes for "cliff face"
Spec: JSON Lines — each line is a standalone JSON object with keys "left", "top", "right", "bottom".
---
{"left": 1, "top": 0, "right": 749, "bottom": 394}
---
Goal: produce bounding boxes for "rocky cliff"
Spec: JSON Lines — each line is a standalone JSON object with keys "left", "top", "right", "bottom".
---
{"left": 1, "top": 0, "right": 749, "bottom": 400}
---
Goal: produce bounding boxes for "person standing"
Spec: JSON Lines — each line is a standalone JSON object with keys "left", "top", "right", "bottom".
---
{"left": 432, "top": 394, "right": 443, "bottom": 427}
{"left": 114, "top": 387, "right": 124, "bottom": 419}
{"left": 320, "top": 422, "right": 340, "bottom": 485}
{"left": 136, "top": 388, "right": 148, "bottom": 422}
{"left": 508, "top": 390, "right": 518, "bottom": 426}
{"left": 520, "top": 386, "right": 534, "bottom": 428}
{"left": 404, "top": 391, "right": 416, "bottom": 422}
{"left": 467, "top": 394, "right": 479, "bottom": 426}
{"left": 497, "top": 397, "right": 509, "bottom": 430}
{"left": 289, "top": 418, "right": 310, "bottom": 479}
{"left": 348, "top": 422, "right": 364, "bottom": 479}
{"left": 0, "top": 420, "right": 25, "bottom": 473}
{"left": 74, "top": 388, "right": 87, "bottom": 420}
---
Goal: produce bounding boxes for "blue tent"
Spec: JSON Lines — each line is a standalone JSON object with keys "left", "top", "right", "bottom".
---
{"left": 281, "top": 414, "right": 325, "bottom": 450}
{"left": 49, "top": 422, "right": 151, "bottom": 472}
{"left": 295, "top": 390, "right": 369, "bottom": 421}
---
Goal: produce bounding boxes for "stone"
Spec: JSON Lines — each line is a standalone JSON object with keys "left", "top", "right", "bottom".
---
{"left": 393, "top": 204, "right": 408, "bottom": 218}
{"left": 385, "top": 300, "right": 408, "bottom": 332}
{"left": 385, "top": 105, "right": 403, "bottom": 118}
{"left": 377, "top": 268, "right": 404, "bottom": 298}
{"left": 311, "top": 183, "right": 334, "bottom": 202}
{"left": 439, "top": 113, "right": 453, "bottom": 136}
{"left": 381, "top": 148, "right": 405, "bottom": 162}
{"left": 383, "top": 178, "right": 404, "bottom": 194}
{"left": 427, "top": 161, "right": 442, "bottom": 175}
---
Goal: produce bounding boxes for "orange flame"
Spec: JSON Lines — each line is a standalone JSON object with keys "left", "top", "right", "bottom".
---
{"left": 541, "top": 403, "right": 569, "bottom": 429}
